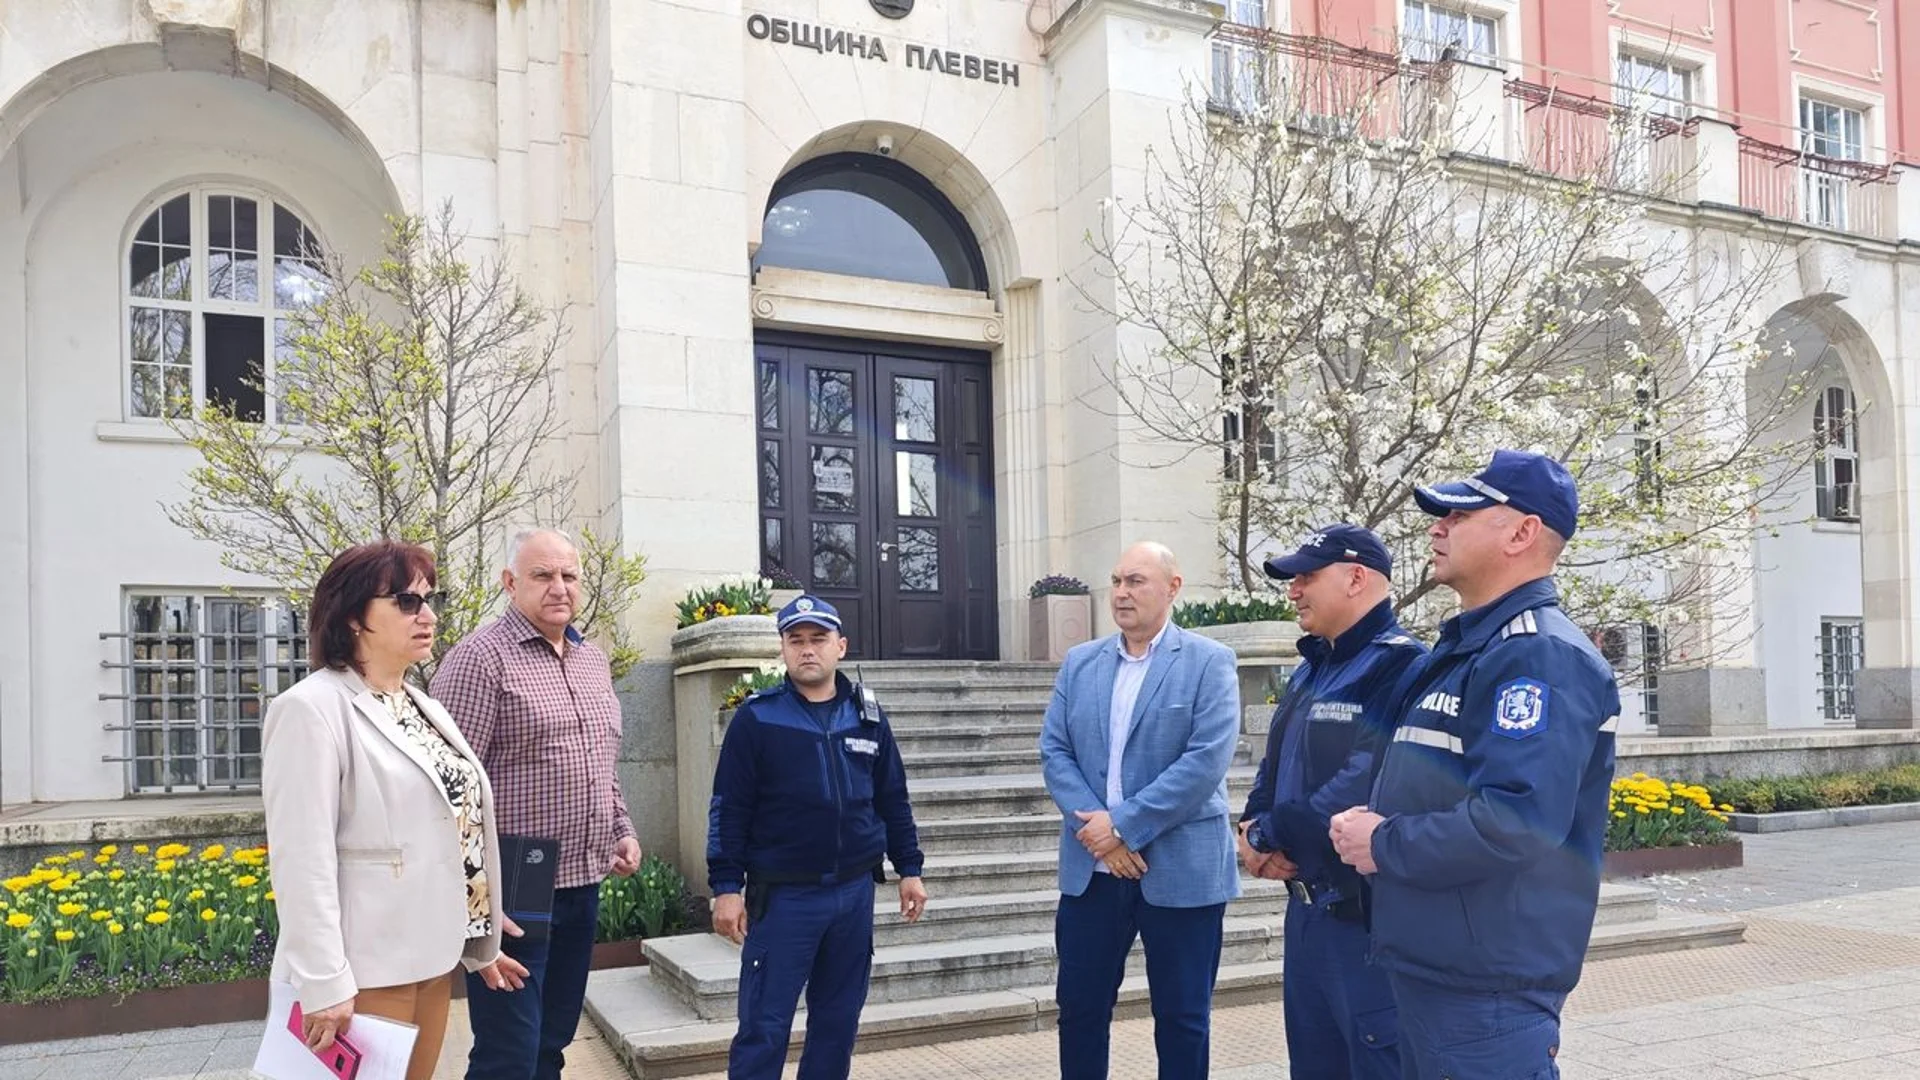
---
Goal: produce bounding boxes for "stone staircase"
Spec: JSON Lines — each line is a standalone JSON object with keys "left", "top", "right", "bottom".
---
{"left": 585, "top": 661, "right": 1746, "bottom": 1078}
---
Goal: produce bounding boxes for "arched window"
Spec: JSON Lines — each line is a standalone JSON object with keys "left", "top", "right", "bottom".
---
{"left": 752, "top": 153, "right": 988, "bottom": 292}
{"left": 126, "top": 187, "right": 328, "bottom": 422}
{"left": 1814, "top": 384, "right": 1859, "bottom": 522}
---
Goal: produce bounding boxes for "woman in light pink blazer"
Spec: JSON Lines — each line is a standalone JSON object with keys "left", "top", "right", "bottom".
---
{"left": 264, "top": 541, "right": 527, "bottom": 1080}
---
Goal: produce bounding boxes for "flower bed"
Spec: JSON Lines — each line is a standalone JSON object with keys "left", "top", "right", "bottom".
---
{"left": 1172, "top": 589, "right": 1295, "bottom": 627}
{"left": 1606, "top": 773, "right": 1733, "bottom": 851}
{"left": 1, "top": 843, "right": 275, "bottom": 1006}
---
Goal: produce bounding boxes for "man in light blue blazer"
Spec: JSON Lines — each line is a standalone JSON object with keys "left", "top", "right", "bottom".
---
{"left": 1040, "top": 541, "right": 1243, "bottom": 1080}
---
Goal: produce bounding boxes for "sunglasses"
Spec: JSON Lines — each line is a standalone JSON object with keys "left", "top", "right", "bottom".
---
{"left": 377, "top": 590, "right": 447, "bottom": 616}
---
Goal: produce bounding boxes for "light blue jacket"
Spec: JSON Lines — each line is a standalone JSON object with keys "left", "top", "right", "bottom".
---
{"left": 1039, "top": 623, "right": 1243, "bottom": 908}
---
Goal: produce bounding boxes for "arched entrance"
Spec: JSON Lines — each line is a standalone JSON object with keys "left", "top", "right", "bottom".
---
{"left": 751, "top": 153, "right": 997, "bottom": 659}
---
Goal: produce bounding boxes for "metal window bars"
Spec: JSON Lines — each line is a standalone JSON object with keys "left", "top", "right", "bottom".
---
{"left": 99, "top": 594, "right": 308, "bottom": 794}
{"left": 1817, "top": 619, "right": 1863, "bottom": 725}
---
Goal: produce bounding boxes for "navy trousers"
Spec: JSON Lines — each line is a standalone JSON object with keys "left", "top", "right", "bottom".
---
{"left": 728, "top": 876, "right": 876, "bottom": 1080}
{"left": 1387, "top": 971, "right": 1565, "bottom": 1080}
{"left": 1281, "top": 898, "right": 1400, "bottom": 1080}
{"left": 1055, "top": 873, "right": 1227, "bottom": 1080}
{"left": 465, "top": 883, "right": 601, "bottom": 1080}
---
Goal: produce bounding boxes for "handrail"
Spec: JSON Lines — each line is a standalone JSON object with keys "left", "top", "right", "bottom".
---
{"left": 1737, "top": 136, "right": 1893, "bottom": 184}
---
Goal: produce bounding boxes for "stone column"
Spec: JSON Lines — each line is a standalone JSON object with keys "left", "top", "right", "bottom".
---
{"left": 1442, "top": 59, "right": 1508, "bottom": 161}
{"left": 998, "top": 280, "right": 1058, "bottom": 657}
{"left": 1046, "top": 0, "right": 1223, "bottom": 613}
{"left": 1689, "top": 117, "right": 1741, "bottom": 208}
{"left": 670, "top": 617, "right": 779, "bottom": 892}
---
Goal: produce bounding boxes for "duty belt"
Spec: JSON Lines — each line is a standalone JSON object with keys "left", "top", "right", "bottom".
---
{"left": 1287, "top": 879, "right": 1342, "bottom": 906}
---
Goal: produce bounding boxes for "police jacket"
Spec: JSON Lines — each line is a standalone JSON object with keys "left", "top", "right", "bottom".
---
{"left": 1367, "top": 576, "right": 1620, "bottom": 993}
{"left": 706, "top": 673, "right": 924, "bottom": 896}
{"left": 1240, "top": 601, "right": 1424, "bottom": 902}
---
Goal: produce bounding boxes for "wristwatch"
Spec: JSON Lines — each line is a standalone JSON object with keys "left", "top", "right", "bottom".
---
{"left": 1246, "top": 819, "right": 1272, "bottom": 853}
{"left": 1110, "top": 822, "right": 1125, "bottom": 846}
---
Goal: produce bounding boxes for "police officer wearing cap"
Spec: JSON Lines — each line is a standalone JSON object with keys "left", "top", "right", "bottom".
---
{"left": 706, "top": 594, "right": 928, "bottom": 1080}
{"left": 1330, "top": 450, "right": 1621, "bottom": 1080}
{"left": 1239, "top": 524, "right": 1425, "bottom": 1080}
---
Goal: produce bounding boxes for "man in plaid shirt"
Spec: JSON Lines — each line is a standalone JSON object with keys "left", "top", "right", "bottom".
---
{"left": 432, "top": 528, "right": 642, "bottom": 1080}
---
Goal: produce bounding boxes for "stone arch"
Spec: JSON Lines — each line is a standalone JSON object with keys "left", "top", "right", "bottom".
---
{"left": 753, "top": 123, "right": 1022, "bottom": 298}
{"left": 0, "top": 43, "right": 401, "bottom": 218}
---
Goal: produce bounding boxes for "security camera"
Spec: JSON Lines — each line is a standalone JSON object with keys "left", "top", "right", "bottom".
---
{"left": 875, "top": 134, "right": 895, "bottom": 157}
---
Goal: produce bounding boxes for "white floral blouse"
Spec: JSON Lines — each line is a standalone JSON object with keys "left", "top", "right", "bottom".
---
{"left": 376, "top": 690, "right": 493, "bottom": 939}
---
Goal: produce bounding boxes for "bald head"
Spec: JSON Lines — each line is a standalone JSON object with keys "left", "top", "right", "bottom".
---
{"left": 502, "top": 528, "right": 582, "bottom": 644}
{"left": 1112, "top": 541, "right": 1183, "bottom": 647}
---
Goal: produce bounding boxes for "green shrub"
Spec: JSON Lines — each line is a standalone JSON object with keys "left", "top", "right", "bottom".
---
{"left": 1707, "top": 763, "right": 1920, "bottom": 814}
{"left": 1172, "top": 590, "right": 1296, "bottom": 627}
{"left": 596, "top": 854, "right": 692, "bottom": 943}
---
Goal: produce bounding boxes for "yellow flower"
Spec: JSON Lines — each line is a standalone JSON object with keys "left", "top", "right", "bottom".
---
{"left": 46, "top": 878, "right": 72, "bottom": 892}
{"left": 1635, "top": 806, "right": 1651, "bottom": 815}
{"left": 94, "top": 854, "right": 112, "bottom": 865}
{"left": 133, "top": 845, "right": 150, "bottom": 855}
{"left": 145, "top": 911, "right": 170, "bottom": 925}
{"left": 57, "top": 902, "right": 85, "bottom": 917}
{"left": 108, "top": 869, "right": 125, "bottom": 881}
{"left": 234, "top": 875, "right": 260, "bottom": 888}
{"left": 99, "top": 845, "right": 118, "bottom": 857}
{"left": 2, "top": 877, "right": 30, "bottom": 894}
{"left": 55, "top": 929, "right": 75, "bottom": 942}
{"left": 154, "top": 899, "right": 171, "bottom": 910}
{"left": 155, "top": 859, "right": 176, "bottom": 873}
{"left": 201, "top": 908, "right": 217, "bottom": 922}
{"left": 108, "top": 922, "right": 124, "bottom": 935}
{"left": 265, "top": 891, "right": 276, "bottom": 902}
{"left": 1718, "top": 804, "right": 1734, "bottom": 812}
{"left": 67, "top": 850, "right": 84, "bottom": 860}
{"left": 4, "top": 912, "right": 29, "bottom": 929}
{"left": 1613, "top": 811, "right": 1627, "bottom": 818}
{"left": 188, "top": 889, "right": 205, "bottom": 901}
{"left": 199, "top": 844, "right": 226, "bottom": 861}
{"left": 43, "top": 855, "right": 68, "bottom": 866}
{"left": 1670, "top": 807, "right": 1686, "bottom": 815}
{"left": 91, "top": 910, "right": 112, "bottom": 922}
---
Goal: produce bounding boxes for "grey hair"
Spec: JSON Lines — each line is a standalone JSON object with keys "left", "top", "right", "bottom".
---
{"left": 1126, "top": 540, "right": 1180, "bottom": 578}
{"left": 505, "top": 528, "right": 575, "bottom": 572}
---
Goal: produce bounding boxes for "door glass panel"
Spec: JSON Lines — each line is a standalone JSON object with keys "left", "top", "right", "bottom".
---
{"left": 897, "top": 452, "right": 938, "bottom": 517}
{"left": 812, "top": 522, "right": 858, "bottom": 588}
{"left": 894, "top": 377, "right": 937, "bottom": 442}
{"left": 763, "top": 517, "right": 783, "bottom": 570}
{"left": 808, "top": 370, "right": 855, "bottom": 435}
{"left": 761, "top": 440, "right": 781, "bottom": 508}
{"left": 811, "top": 445, "right": 857, "bottom": 512}
{"left": 898, "top": 527, "right": 940, "bottom": 592}
{"left": 760, "top": 361, "right": 780, "bottom": 429}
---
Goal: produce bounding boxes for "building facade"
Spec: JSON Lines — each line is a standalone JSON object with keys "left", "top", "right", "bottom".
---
{"left": 1, "top": 0, "right": 1917, "bottom": 821}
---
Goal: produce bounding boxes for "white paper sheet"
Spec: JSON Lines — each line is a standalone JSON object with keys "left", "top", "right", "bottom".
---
{"left": 252, "top": 981, "right": 420, "bottom": 1080}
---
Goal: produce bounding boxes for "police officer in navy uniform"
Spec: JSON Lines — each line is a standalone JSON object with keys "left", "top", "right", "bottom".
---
{"left": 707, "top": 595, "right": 929, "bottom": 1080}
{"left": 1238, "top": 524, "right": 1425, "bottom": 1080}
{"left": 1330, "top": 450, "right": 1621, "bottom": 1080}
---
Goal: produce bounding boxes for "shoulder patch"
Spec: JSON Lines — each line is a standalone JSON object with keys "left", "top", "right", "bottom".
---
{"left": 1498, "top": 611, "right": 1540, "bottom": 640}
{"left": 1491, "top": 678, "right": 1550, "bottom": 739}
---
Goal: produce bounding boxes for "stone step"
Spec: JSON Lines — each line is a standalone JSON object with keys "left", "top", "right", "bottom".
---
{"left": 881, "top": 701, "right": 1049, "bottom": 727}
{"left": 892, "top": 721, "right": 1044, "bottom": 755}
{"left": 590, "top": 883, "right": 1737, "bottom": 1078}
{"left": 906, "top": 769, "right": 1258, "bottom": 821}
{"left": 900, "top": 749, "right": 1053, "bottom": 778}
{"left": 644, "top": 916, "right": 1284, "bottom": 1021}
{"left": 871, "top": 881, "right": 1291, "bottom": 948}
{"left": 915, "top": 851, "right": 1059, "bottom": 896}
{"left": 586, "top": 960, "right": 1287, "bottom": 1079}
{"left": 914, "top": 814, "right": 1062, "bottom": 855}
{"left": 1585, "top": 910, "right": 1747, "bottom": 960}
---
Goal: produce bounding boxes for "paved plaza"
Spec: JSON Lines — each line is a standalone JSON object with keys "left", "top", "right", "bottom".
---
{"left": 7, "top": 821, "right": 1920, "bottom": 1079}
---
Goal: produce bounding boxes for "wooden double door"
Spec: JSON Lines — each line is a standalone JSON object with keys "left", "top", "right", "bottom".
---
{"left": 754, "top": 333, "right": 998, "bottom": 660}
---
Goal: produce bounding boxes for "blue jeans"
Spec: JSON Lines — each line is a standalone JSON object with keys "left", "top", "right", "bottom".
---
{"left": 1283, "top": 898, "right": 1399, "bottom": 1080}
{"left": 1388, "top": 972, "right": 1565, "bottom": 1080}
{"left": 728, "top": 876, "right": 876, "bottom": 1080}
{"left": 1055, "top": 873, "right": 1226, "bottom": 1080}
{"left": 466, "top": 883, "right": 601, "bottom": 1080}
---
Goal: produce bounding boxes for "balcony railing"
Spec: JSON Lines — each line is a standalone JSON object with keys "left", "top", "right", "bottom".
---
{"left": 1739, "top": 137, "right": 1895, "bottom": 240}
{"left": 1505, "top": 79, "right": 1695, "bottom": 193}
{"left": 1209, "top": 26, "right": 1444, "bottom": 142}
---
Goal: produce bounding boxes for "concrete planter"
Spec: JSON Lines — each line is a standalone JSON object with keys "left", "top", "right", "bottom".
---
{"left": 1728, "top": 800, "right": 1920, "bottom": 834}
{"left": 1027, "top": 594, "right": 1092, "bottom": 661}
{"left": 669, "top": 614, "right": 779, "bottom": 668}
{"left": 769, "top": 588, "right": 803, "bottom": 611}
{"left": 1602, "top": 840, "right": 1744, "bottom": 879}
{"left": 1186, "top": 620, "right": 1301, "bottom": 660}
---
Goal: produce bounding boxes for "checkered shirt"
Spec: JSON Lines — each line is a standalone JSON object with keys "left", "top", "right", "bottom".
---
{"left": 430, "top": 607, "right": 635, "bottom": 889}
